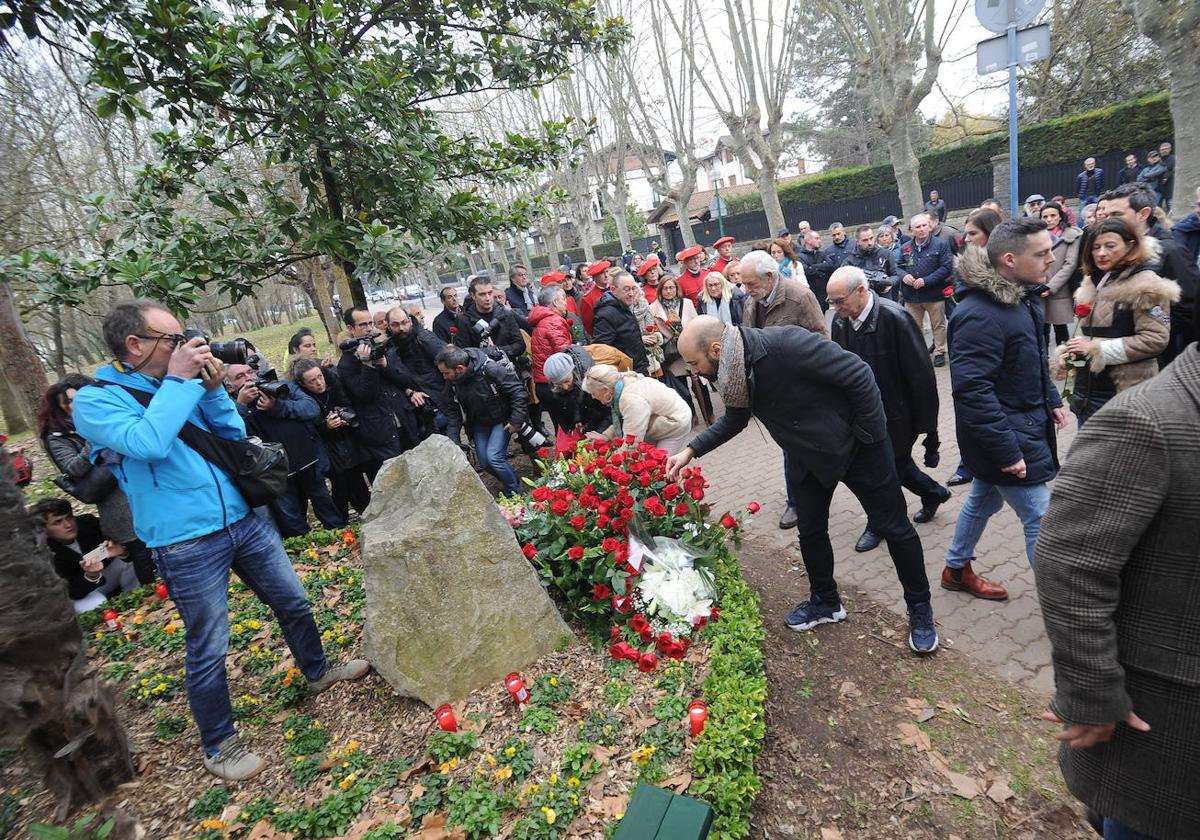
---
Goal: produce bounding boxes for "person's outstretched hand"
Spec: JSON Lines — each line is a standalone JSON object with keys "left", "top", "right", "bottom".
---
{"left": 665, "top": 447, "right": 695, "bottom": 481}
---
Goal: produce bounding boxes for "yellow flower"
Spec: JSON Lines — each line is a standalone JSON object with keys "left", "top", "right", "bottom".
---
{"left": 133, "top": 616, "right": 144, "bottom": 625}
{"left": 284, "top": 728, "right": 296, "bottom": 740}
{"left": 346, "top": 740, "right": 359, "bottom": 752}
{"left": 232, "top": 623, "right": 244, "bottom": 634}
{"left": 494, "top": 766, "right": 512, "bottom": 781}
{"left": 549, "top": 773, "right": 558, "bottom": 785}
{"left": 338, "top": 772, "right": 357, "bottom": 790}
{"left": 199, "top": 819, "right": 224, "bottom": 829}
{"left": 164, "top": 624, "right": 177, "bottom": 634}
{"left": 484, "top": 752, "right": 497, "bottom": 767}
{"left": 631, "top": 745, "right": 657, "bottom": 765}
{"left": 247, "top": 619, "right": 261, "bottom": 630}
{"left": 308, "top": 550, "right": 319, "bottom": 559}
{"left": 549, "top": 677, "right": 558, "bottom": 686}
{"left": 504, "top": 746, "right": 517, "bottom": 758}
{"left": 542, "top": 807, "right": 557, "bottom": 825}
{"left": 439, "top": 757, "right": 459, "bottom": 774}
{"left": 567, "top": 777, "right": 580, "bottom": 787}
{"left": 524, "top": 784, "right": 541, "bottom": 796}
{"left": 569, "top": 793, "right": 579, "bottom": 806}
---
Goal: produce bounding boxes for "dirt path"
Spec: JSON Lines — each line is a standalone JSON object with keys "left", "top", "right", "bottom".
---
{"left": 736, "top": 536, "right": 1093, "bottom": 840}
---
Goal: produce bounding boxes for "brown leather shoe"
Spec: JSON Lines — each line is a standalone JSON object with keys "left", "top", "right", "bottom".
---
{"left": 940, "top": 561, "right": 1008, "bottom": 600}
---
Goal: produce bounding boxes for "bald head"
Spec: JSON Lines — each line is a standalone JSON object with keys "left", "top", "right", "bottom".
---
{"left": 678, "top": 315, "right": 725, "bottom": 381}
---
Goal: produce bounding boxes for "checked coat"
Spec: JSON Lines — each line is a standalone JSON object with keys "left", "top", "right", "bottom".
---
{"left": 1033, "top": 343, "right": 1200, "bottom": 840}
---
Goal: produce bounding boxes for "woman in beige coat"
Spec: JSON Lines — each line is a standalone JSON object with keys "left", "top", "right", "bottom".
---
{"left": 581, "top": 364, "right": 692, "bottom": 454}
{"left": 1039, "top": 201, "right": 1082, "bottom": 348}
{"left": 1057, "top": 217, "right": 1178, "bottom": 425}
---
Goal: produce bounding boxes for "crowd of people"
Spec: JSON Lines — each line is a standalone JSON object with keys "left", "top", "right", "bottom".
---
{"left": 20, "top": 149, "right": 1200, "bottom": 835}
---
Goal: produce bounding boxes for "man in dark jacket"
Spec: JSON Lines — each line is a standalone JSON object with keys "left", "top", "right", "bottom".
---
{"left": 387, "top": 305, "right": 450, "bottom": 433}
{"left": 924, "top": 190, "right": 947, "bottom": 223}
{"left": 1117, "top": 152, "right": 1140, "bottom": 186}
{"left": 1075, "top": 157, "right": 1104, "bottom": 206}
{"left": 798, "top": 229, "right": 837, "bottom": 312}
{"left": 828, "top": 267, "right": 949, "bottom": 553}
{"left": 453, "top": 276, "right": 526, "bottom": 362}
{"left": 436, "top": 345, "right": 528, "bottom": 494}
{"left": 823, "top": 222, "right": 852, "bottom": 266}
{"left": 1158, "top": 140, "right": 1174, "bottom": 211}
{"left": 668, "top": 316, "right": 940, "bottom": 654}
{"left": 944, "top": 220, "right": 1069, "bottom": 601}
{"left": 843, "top": 225, "right": 899, "bottom": 298}
{"left": 336, "top": 306, "right": 422, "bottom": 475}
{"left": 504, "top": 265, "right": 538, "bottom": 320}
{"left": 591, "top": 271, "right": 650, "bottom": 374}
{"left": 1098, "top": 182, "right": 1199, "bottom": 366}
{"left": 1034, "top": 342, "right": 1200, "bottom": 840}
{"left": 432, "top": 286, "right": 461, "bottom": 343}
{"left": 226, "top": 364, "right": 346, "bottom": 537}
{"left": 543, "top": 348, "right": 611, "bottom": 435}
{"left": 899, "top": 214, "right": 954, "bottom": 366}
{"left": 33, "top": 498, "right": 141, "bottom": 612}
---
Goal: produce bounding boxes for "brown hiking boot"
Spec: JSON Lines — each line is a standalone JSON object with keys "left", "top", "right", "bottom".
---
{"left": 941, "top": 561, "right": 1008, "bottom": 600}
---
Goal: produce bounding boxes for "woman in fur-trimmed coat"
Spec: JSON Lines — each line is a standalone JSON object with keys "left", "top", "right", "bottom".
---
{"left": 1056, "top": 218, "right": 1179, "bottom": 424}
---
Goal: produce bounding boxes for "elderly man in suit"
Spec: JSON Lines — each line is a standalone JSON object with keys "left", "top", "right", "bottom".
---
{"left": 1034, "top": 342, "right": 1200, "bottom": 840}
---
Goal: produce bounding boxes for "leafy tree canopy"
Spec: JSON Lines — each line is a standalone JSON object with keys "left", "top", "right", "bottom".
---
{"left": 3, "top": 0, "right": 628, "bottom": 310}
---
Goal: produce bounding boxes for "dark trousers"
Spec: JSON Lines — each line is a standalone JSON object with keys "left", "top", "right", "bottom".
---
{"left": 1044, "top": 323, "right": 1069, "bottom": 348}
{"left": 893, "top": 435, "right": 945, "bottom": 504}
{"left": 330, "top": 464, "right": 373, "bottom": 519}
{"left": 788, "top": 439, "right": 931, "bottom": 608}
{"left": 122, "top": 538, "right": 157, "bottom": 584}
{"left": 272, "top": 465, "right": 347, "bottom": 537}
{"left": 535, "top": 382, "right": 572, "bottom": 434}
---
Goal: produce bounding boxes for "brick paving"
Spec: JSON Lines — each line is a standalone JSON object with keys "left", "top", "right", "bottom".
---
{"left": 695, "top": 357, "right": 1076, "bottom": 695}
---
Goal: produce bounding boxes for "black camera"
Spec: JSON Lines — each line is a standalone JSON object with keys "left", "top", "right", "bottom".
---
{"left": 338, "top": 332, "right": 389, "bottom": 361}
{"left": 182, "top": 328, "right": 249, "bottom": 365}
{"left": 332, "top": 407, "right": 359, "bottom": 427}
{"left": 254, "top": 367, "right": 291, "bottom": 399}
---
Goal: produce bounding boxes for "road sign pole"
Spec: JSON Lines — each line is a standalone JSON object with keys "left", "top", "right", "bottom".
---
{"left": 1007, "top": 21, "right": 1019, "bottom": 217}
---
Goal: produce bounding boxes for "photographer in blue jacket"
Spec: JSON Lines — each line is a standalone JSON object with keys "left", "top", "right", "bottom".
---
{"left": 73, "top": 299, "right": 368, "bottom": 782}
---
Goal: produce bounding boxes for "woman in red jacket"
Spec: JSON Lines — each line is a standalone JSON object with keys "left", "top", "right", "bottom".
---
{"left": 529, "top": 283, "right": 577, "bottom": 433}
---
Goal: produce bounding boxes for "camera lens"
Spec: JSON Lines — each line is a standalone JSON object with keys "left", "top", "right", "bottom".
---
{"left": 208, "top": 340, "right": 248, "bottom": 365}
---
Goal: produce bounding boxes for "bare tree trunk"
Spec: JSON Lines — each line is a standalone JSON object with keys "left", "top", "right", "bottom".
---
{"left": 0, "top": 369, "right": 29, "bottom": 435}
{"left": 755, "top": 162, "right": 787, "bottom": 237}
{"left": 886, "top": 117, "right": 923, "bottom": 220}
{"left": 673, "top": 200, "right": 696, "bottom": 248}
{"left": 49, "top": 305, "right": 66, "bottom": 377}
{"left": 0, "top": 282, "right": 49, "bottom": 428}
{"left": 515, "top": 235, "right": 532, "bottom": 270}
{"left": 0, "top": 455, "right": 136, "bottom": 820}
{"left": 547, "top": 228, "right": 563, "bottom": 269}
{"left": 612, "top": 204, "right": 632, "bottom": 251}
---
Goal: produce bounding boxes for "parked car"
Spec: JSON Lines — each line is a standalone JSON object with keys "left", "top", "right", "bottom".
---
{"left": 403, "top": 284, "right": 424, "bottom": 300}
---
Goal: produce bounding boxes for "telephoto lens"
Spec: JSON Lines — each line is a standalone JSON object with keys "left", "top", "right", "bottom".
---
{"left": 516, "top": 422, "right": 548, "bottom": 449}
{"left": 181, "top": 327, "right": 248, "bottom": 365}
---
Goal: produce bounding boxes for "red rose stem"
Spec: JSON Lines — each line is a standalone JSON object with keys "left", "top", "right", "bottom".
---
{"left": 435, "top": 704, "right": 458, "bottom": 732}
{"left": 688, "top": 699, "right": 708, "bottom": 736}
{"left": 505, "top": 672, "right": 529, "bottom": 704}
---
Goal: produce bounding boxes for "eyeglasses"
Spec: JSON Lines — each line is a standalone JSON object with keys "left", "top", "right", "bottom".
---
{"left": 352, "top": 320, "right": 373, "bottom": 328}
{"left": 826, "top": 294, "right": 853, "bottom": 306}
{"left": 134, "top": 332, "right": 186, "bottom": 347}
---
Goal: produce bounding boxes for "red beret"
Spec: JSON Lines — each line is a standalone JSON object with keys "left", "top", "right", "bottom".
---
{"left": 676, "top": 245, "right": 704, "bottom": 261}
{"left": 539, "top": 271, "right": 567, "bottom": 285}
{"left": 584, "top": 260, "right": 612, "bottom": 277}
{"left": 713, "top": 236, "right": 736, "bottom": 248}
{"left": 636, "top": 255, "right": 660, "bottom": 278}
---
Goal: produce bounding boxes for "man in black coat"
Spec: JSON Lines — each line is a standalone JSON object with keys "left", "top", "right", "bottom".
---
{"left": 33, "top": 499, "right": 141, "bottom": 612}
{"left": 924, "top": 190, "right": 947, "bottom": 223}
{"left": 436, "top": 345, "right": 528, "bottom": 495}
{"left": 843, "top": 225, "right": 900, "bottom": 299}
{"left": 504, "top": 264, "right": 538, "bottom": 320}
{"left": 591, "top": 271, "right": 650, "bottom": 374}
{"left": 1097, "top": 183, "right": 1199, "bottom": 367}
{"left": 945, "top": 220, "right": 1069, "bottom": 601}
{"left": 387, "top": 305, "right": 451, "bottom": 433}
{"left": 823, "top": 222, "right": 852, "bottom": 266}
{"left": 336, "top": 306, "right": 422, "bottom": 476}
{"left": 828, "top": 266, "right": 950, "bottom": 553}
{"left": 432, "top": 286, "right": 461, "bottom": 344}
{"left": 668, "top": 315, "right": 940, "bottom": 655}
{"left": 798, "top": 229, "right": 837, "bottom": 312}
{"left": 453, "top": 276, "right": 526, "bottom": 363}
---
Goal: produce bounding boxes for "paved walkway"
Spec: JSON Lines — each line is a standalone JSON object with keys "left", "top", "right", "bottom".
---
{"left": 696, "top": 360, "right": 1076, "bottom": 695}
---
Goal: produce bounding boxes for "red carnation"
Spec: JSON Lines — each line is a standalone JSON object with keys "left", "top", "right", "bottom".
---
{"left": 638, "top": 652, "right": 658, "bottom": 672}
{"left": 630, "top": 614, "right": 650, "bottom": 634}
{"left": 747, "top": 501, "right": 761, "bottom": 514}
{"left": 592, "top": 583, "right": 612, "bottom": 601}
{"left": 602, "top": 537, "right": 620, "bottom": 553}
{"left": 570, "top": 514, "right": 587, "bottom": 531}
{"left": 521, "top": 544, "right": 537, "bottom": 560}
{"left": 567, "top": 545, "right": 585, "bottom": 561}
{"left": 720, "top": 512, "right": 738, "bottom": 529}
{"left": 1074, "top": 303, "right": 1093, "bottom": 318}
{"left": 693, "top": 616, "right": 708, "bottom": 630}
{"left": 674, "top": 501, "right": 689, "bottom": 516}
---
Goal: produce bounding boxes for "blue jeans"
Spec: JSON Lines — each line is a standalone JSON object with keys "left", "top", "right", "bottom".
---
{"left": 151, "top": 514, "right": 327, "bottom": 754}
{"left": 945, "top": 479, "right": 1050, "bottom": 568}
{"left": 472, "top": 423, "right": 519, "bottom": 494}
{"left": 272, "top": 465, "right": 347, "bottom": 537}
{"left": 1104, "top": 819, "right": 1157, "bottom": 840}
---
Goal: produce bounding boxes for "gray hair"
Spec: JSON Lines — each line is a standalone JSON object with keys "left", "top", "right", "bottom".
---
{"left": 538, "top": 284, "right": 565, "bottom": 307}
{"left": 1082, "top": 202, "right": 1099, "bottom": 218}
{"left": 739, "top": 249, "right": 778, "bottom": 280}
{"left": 102, "top": 298, "right": 171, "bottom": 359}
{"left": 830, "top": 265, "right": 867, "bottom": 293}
{"left": 876, "top": 225, "right": 893, "bottom": 241}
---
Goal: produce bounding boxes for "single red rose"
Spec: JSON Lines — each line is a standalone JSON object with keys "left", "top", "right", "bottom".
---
{"left": 550, "top": 499, "right": 570, "bottom": 516}
{"left": 630, "top": 614, "right": 650, "bottom": 634}
{"left": 611, "top": 594, "right": 634, "bottom": 614}
{"left": 570, "top": 514, "right": 587, "bottom": 530}
{"left": 615, "top": 544, "right": 629, "bottom": 563}
{"left": 638, "top": 652, "right": 658, "bottom": 672}
{"left": 610, "top": 625, "right": 622, "bottom": 641}
{"left": 642, "top": 496, "right": 662, "bottom": 512}
{"left": 531, "top": 486, "right": 552, "bottom": 502}
{"left": 610, "top": 642, "right": 633, "bottom": 661}
{"left": 536, "top": 447, "right": 551, "bottom": 459}
{"left": 692, "top": 616, "right": 708, "bottom": 630}
{"left": 610, "top": 452, "right": 625, "bottom": 465}
{"left": 597, "top": 514, "right": 611, "bottom": 529}
{"left": 615, "top": 472, "right": 633, "bottom": 486}
{"left": 521, "top": 544, "right": 537, "bottom": 560}
{"left": 602, "top": 537, "right": 621, "bottom": 553}
{"left": 942, "top": 285, "right": 954, "bottom": 298}
{"left": 620, "top": 507, "right": 636, "bottom": 522}
{"left": 567, "top": 545, "right": 585, "bottom": 561}
{"left": 662, "top": 483, "right": 681, "bottom": 500}
{"left": 656, "top": 631, "right": 674, "bottom": 653}
{"left": 710, "top": 607, "right": 721, "bottom": 622}
{"left": 674, "top": 501, "right": 690, "bottom": 516}
{"left": 1075, "top": 303, "right": 1093, "bottom": 318}
{"left": 639, "top": 626, "right": 654, "bottom": 643}
{"left": 568, "top": 463, "right": 578, "bottom": 473}
{"left": 583, "top": 463, "right": 596, "bottom": 474}
{"left": 638, "top": 473, "right": 652, "bottom": 488}
{"left": 592, "top": 583, "right": 611, "bottom": 600}
{"left": 747, "top": 501, "right": 761, "bottom": 514}
{"left": 664, "top": 641, "right": 686, "bottom": 660}
{"left": 625, "top": 434, "right": 637, "bottom": 444}
{"left": 903, "top": 244, "right": 912, "bottom": 253}
{"left": 690, "top": 488, "right": 705, "bottom": 501}
{"left": 720, "top": 512, "right": 738, "bottom": 529}
{"left": 449, "top": 326, "right": 458, "bottom": 334}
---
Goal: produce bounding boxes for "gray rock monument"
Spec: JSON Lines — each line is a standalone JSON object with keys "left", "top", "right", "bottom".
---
{"left": 361, "top": 435, "right": 571, "bottom": 706}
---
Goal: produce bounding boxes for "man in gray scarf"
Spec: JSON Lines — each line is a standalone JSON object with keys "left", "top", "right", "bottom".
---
{"left": 667, "top": 316, "right": 939, "bottom": 654}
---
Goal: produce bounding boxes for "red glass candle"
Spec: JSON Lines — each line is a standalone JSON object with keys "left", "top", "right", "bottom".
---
{"left": 505, "top": 672, "right": 529, "bottom": 704}
{"left": 102, "top": 609, "right": 120, "bottom": 631}
{"left": 688, "top": 700, "right": 708, "bottom": 737}
{"left": 155, "top": 583, "right": 169, "bottom": 600}
{"left": 435, "top": 704, "right": 458, "bottom": 732}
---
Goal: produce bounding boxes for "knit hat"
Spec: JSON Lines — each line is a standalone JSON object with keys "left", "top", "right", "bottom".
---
{"left": 543, "top": 353, "right": 575, "bottom": 384}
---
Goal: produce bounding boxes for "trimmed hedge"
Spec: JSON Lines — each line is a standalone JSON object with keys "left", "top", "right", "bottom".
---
{"left": 689, "top": 544, "right": 767, "bottom": 839}
{"left": 725, "top": 92, "right": 1172, "bottom": 214}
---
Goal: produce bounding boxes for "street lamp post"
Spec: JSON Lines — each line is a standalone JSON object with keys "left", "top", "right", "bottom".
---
{"left": 710, "top": 161, "right": 726, "bottom": 238}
